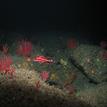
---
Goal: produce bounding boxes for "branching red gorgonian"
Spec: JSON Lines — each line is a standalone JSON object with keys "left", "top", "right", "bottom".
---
{"left": 40, "top": 71, "right": 49, "bottom": 81}
{"left": 67, "top": 38, "right": 77, "bottom": 49}
{"left": 16, "top": 40, "right": 32, "bottom": 57}
{"left": 0, "top": 55, "right": 15, "bottom": 76}
{"left": 0, "top": 44, "right": 9, "bottom": 54}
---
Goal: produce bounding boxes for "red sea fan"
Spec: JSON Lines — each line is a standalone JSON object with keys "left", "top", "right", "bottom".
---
{"left": 0, "top": 44, "right": 8, "bottom": 54}
{"left": 0, "top": 55, "right": 12, "bottom": 70}
{"left": 16, "top": 40, "right": 32, "bottom": 57}
{"left": 67, "top": 38, "right": 77, "bottom": 49}
{"left": 40, "top": 71, "right": 49, "bottom": 81}
{"left": 0, "top": 55, "right": 15, "bottom": 75}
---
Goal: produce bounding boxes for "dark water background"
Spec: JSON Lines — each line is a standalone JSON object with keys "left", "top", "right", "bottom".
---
{"left": 0, "top": 0, "right": 107, "bottom": 43}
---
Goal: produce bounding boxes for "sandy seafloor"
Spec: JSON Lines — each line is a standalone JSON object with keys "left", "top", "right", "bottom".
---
{"left": 0, "top": 31, "right": 107, "bottom": 107}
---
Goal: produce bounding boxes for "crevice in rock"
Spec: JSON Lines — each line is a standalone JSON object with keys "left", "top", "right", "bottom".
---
{"left": 69, "top": 56, "right": 100, "bottom": 85}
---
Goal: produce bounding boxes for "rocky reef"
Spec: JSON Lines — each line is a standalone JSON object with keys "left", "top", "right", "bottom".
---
{"left": 0, "top": 32, "right": 107, "bottom": 107}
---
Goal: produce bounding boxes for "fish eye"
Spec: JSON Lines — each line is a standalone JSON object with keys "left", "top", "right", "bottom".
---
{"left": 50, "top": 59, "right": 53, "bottom": 62}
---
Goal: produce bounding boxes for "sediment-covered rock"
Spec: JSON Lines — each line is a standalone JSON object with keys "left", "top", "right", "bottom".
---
{"left": 71, "top": 44, "right": 107, "bottom": 83}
